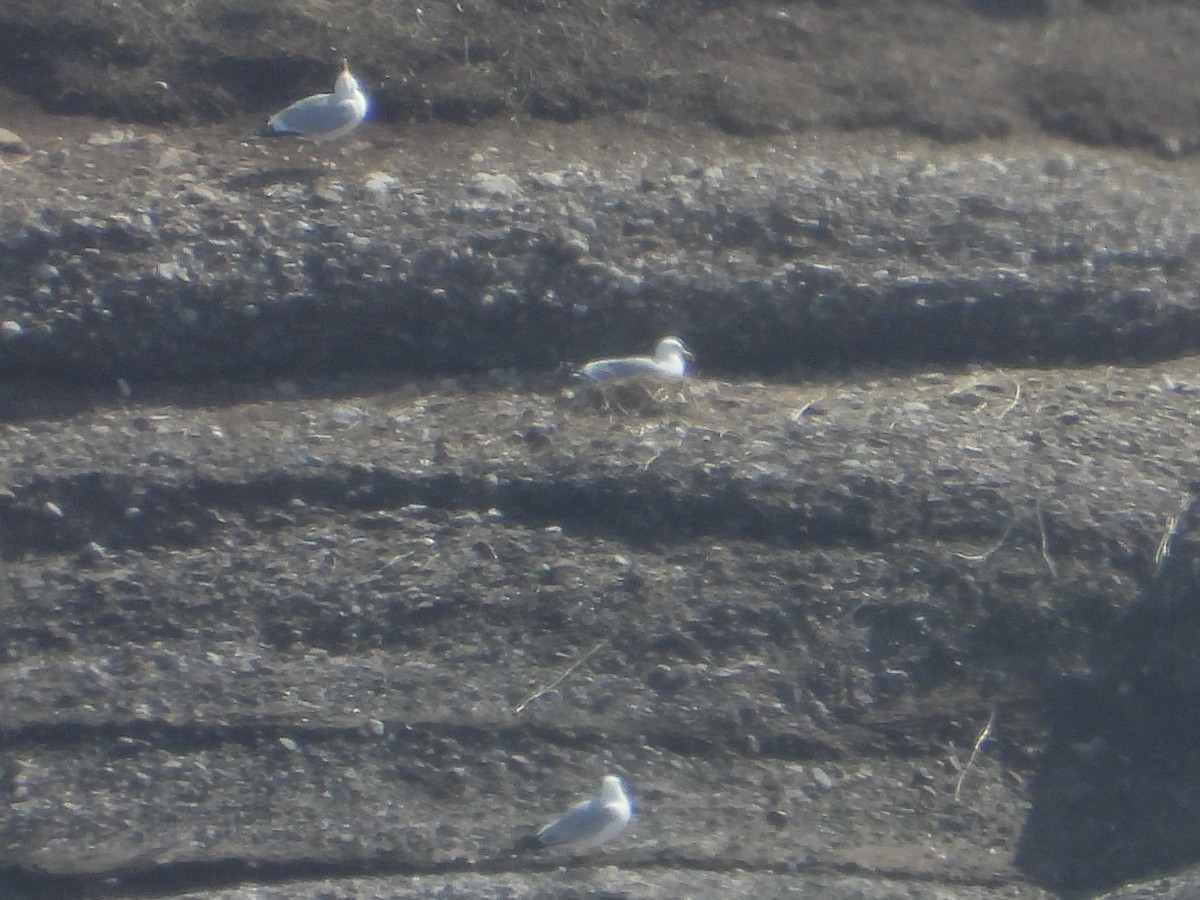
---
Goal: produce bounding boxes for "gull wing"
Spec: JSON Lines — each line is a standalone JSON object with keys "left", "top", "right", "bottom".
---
{"left": 267, "top": 94, "right": 360, "bottom": 139}
{"left": 537, "top": 797, "right": 624, "bottom": 847}
{"left": 579, "top": 356, "right": 664, "bottom": 381}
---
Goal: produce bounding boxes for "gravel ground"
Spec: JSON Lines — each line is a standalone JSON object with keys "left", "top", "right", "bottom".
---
{"left": 2, "top": 359, "right": 1200, "bottom": 898}
{"left": 6, "top": 2, "right": 1200, "bottom": 898}
{"left": 1, "top": 118, "right": 1200, "bottom": 383}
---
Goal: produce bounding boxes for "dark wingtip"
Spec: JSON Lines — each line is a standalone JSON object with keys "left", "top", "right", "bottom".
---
{"left": 261, "top": 121, "right": 299, "bottom": 139}
{"left": 509, "top": 833, "right": 542, "bottom": 853}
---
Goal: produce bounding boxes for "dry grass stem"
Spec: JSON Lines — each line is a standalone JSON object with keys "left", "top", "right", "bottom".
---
{"left": 998, "top": 381, "right": 1022, "bottom": 419}
{"left": 954, "top": 707, "right": 997, "bottom": 801}
{"left": 955, "top": 520, "right": 1017, "bottom": 564}
{"left": 1037, "top": 500, "right": 1058, "bottom": 578}
{"left": 1153, "top": 506, "right": 1189, "bottom": 577}
{"left": 513, "top": 639, "right": 608, "bottom": 715}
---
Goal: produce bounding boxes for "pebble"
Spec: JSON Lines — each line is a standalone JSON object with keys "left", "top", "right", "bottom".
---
{"left": 765, "top": 808, "right": 790, "bottom": 828}
{"left": 364, "top": 171, "right": 398, "bottom": 194}
{"left": 0, "top": 127, "right": 29, "bottom": 156}
{"left": 531, "top": 170, "right": 566, "bottom": 189}
{"left": 156, "top": 146, "right": 199, "bottom": 171}
{"left": 87, "top": 128, "right": 138, "bottom": 146}
{"left": 1043, "top": 153, "right": 1077, "bottom": 177}
{"left": 469, "top": 172, "right": 521, "bottom": 198}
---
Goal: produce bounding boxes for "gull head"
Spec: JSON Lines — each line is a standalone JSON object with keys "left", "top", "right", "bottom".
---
{"left": 334, "top": 58, "right": 363, "bottom": 101}
{"left": 653, "top": 336, "right": 693, "bottom": 375}
{"left": 600, "top": 775, "right": 630, "bottom": 807}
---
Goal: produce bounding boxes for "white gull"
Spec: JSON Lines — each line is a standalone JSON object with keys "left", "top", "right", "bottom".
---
{"left": 578, "top": 336, "right": 693, "bottom": 381}
{"left": 537, "top": 775, "right": 633, "bottom": 849}
{"left": 265, "top": 59, "right": 368, "bottom": 142}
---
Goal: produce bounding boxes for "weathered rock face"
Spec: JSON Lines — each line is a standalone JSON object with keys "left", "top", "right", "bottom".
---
{"left": 5, "top": 2, "right": 1200, "bottom": 899}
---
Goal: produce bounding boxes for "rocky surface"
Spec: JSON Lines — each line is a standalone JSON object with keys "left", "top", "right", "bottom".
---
{"left": 5, "top": 2, "right": 1200, "bottom": 899}
{"left": 1, "top": 121, "right": 1200, "bottom": 384}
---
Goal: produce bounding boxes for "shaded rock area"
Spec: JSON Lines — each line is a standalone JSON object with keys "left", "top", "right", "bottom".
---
{"left": 5, "top": 1, "right": 1200, "bottom": 899}
{"left": 1019, "top": 490, "right": 1200, "bottom": 892}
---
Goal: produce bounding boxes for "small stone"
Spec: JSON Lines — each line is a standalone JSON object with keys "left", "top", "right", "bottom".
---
{"left": 532, "top": 170, "right": 566, "bottom": 189}
{"left": 0, "top": 127, "right": 29, "bottom": 156}
{"left": 156, "top": 146, "right": 199, "bottom": 171}
{"left": 157, "top": 260, "right": 188, "bottom": 280}
{"left": 1043, "top": 154, "right": 1076, "bottom": 177}
{"left": 469, "top": 172, "right": 521, "bottom": 198}
{"left": 183, "top": 184, "right": 220, "bottom": 204}
{"left": 87, "top": 128, "right": 133, "bottom": 146}
{"left": 947, "top": 390, "right": 986, "bottom": 407}
{"left": 329, "top": 405, "right": 366, "bottom": 425}
{"left": 765, "top": 808, "right": 790, "bottom": 828}
{"left": 311, "top": 182, "right": 344, "bottom": 205}
{"left": 646, "top": 664, "right": 690, "bottom": 694}
{"left": 1158, "top": 136, "right": 1184, "bottom": 159}
{"left": 364, "top": 171, "right": 398, "bottom": 194}
{"left": 1, "top": 320, "right": 23, "bottom": 338}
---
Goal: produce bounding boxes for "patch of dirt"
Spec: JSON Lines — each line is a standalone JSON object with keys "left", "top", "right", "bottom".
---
{"left": 1, "top": 0, "right": 1200, "bottom": 157}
